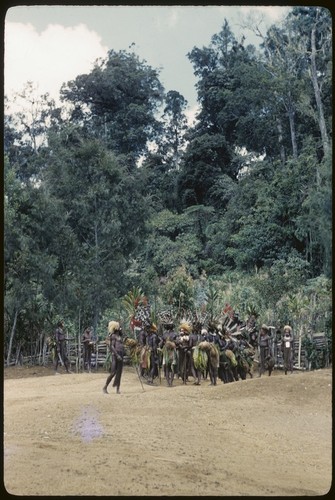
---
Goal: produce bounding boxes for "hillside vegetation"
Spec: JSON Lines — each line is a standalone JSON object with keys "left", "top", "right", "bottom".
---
{"left": 4, "top": 7, "right": 332, "bottom": 363}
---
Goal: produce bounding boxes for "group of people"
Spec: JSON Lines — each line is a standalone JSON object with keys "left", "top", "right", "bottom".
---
{"left": 52, "top": 317, "right": 295, "bottom": 394}
{"left": 258, "top": 323, "right": 294, "bottom": 376}
{"left": 100, "top": 318, "right": 295, "bottom": 394}
{"left": 53, "top": 322, "right": 95, "bottom": 374}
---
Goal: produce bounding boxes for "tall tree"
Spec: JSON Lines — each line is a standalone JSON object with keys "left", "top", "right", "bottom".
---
{"left": 60, "top": 49, "right": 164, "bottom": 162}
{"left": 45, "top": 126, "right": 148, "bottom": 329}
{"left": 4, "top": 157, "right": 70, "bottom": 363}
{"left": 159, "top": 90, "right": 188, "bottom": 169}
{"left": 176, "top": 132, "right": 233, "bottom": 208}
{"left": 288, "top": 6, "right": 331, "bottom": 158}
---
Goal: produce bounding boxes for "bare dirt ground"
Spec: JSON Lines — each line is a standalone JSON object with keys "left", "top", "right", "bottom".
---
{"left": 3, "top": 364, "right": 332, "bottom": 497}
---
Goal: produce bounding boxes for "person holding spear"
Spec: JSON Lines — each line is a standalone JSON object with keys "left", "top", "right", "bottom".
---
{"left": 103, "top": 321, "right": 125, "bottom": 394}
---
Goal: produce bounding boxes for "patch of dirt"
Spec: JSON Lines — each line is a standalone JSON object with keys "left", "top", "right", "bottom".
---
{"left": 3, "top": 364, "right": 332, "bottom": 496}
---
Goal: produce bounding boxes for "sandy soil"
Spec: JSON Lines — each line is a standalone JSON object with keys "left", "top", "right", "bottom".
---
{"left": 3, "top": 364, "right": 332, "bottom": 497}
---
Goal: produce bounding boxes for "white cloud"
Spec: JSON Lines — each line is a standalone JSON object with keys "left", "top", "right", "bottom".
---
{"left": 258, "top": 6, "right": 291, "bottom": 22}
{"left": 238, "top": 5, "right": 290, "bottom": 21}
{"left": 167, "top": 8, "right": 180, "bottom": 29}
{"left": 5, "top": 22, "right": 108, "bottom": 104}
{"left": 185, "top": 104, "right": 199, "bottom": 127}
{"left": 236, "top": 5, "right": 291, "bottom": 33}
{"left": 4, "top": 5, "right": 292, "bottom": 113}
{"left": 153, "top": 6, "right": 181, "bottom": 32}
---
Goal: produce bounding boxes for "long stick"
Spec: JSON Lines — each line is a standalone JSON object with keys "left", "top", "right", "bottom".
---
{"left": 183, "top": 351, "right": 187, "bottom": 384}
{"left": 58, "top": 351, "right": 64, "bottom": 366}
{"left": 135, "top": 364, "right": 145, "bottom": 392}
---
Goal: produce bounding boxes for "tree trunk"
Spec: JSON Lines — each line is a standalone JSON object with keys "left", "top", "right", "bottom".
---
{"left": 6, "top": 308, "right": 19, "bottom": 366}
{"left": 276, "top": 117, "right": 286, "bottom": 165}
{"left": 76, "top": 308, "right": 81, "bottom": 373}
{"left": 37, "top": 332, "right": 44, "bottom": 365}
{"left": 42, "top": 336, "right": 48, "bottom": 366}
{"left": 309, "top": 24, "right": 330, "bottom": 157}
{"left": 93, "top": 216, "right": 101, "bottom": 334}
{"left": 286, "top": 94, "right": 298, "bottom": 159}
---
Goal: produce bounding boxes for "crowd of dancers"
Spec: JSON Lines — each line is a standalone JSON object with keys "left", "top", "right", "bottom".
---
{"left": 122, "top": 315, "right": 294, "bottom": 388}
{"left": 50, "top": 309, "right": 294, "bottom": 395}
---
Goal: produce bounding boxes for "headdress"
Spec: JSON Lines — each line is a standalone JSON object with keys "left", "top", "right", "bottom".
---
{"left": 180, "top": 321, "right": 192, "bottom": 333}
{"left": 108, "top": 321, "right": 120, "bottom": 334}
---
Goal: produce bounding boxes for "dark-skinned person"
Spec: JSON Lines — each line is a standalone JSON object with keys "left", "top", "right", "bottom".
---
{"left": 281, "top": 325, "right": 294, "bottom": 375}
{"left": 159, "top": 321, "right": 178, "bottom": 387}
{"left": 103, "top": 321, "right": 125, "bottom": 394}
{"left": 82, "top": 326, "right": 94, "bottom": 372}
{"left": 54, "top": 320, "right": 72, "bottom": 374}
{"left": 188, "top": 323, "right": 201, "bottom": 385}
{"left": 138, "top": 326, "right": 149, "bottom": 377}
{"left": 258, "top": 324, "right": 271, "bottom": 377}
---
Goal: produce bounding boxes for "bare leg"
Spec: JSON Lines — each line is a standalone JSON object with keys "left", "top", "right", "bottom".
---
{"left": 103, "top": 371, "right": 115, "bottom": 393}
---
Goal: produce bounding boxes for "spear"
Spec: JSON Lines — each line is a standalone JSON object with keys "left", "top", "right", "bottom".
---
{"left": 158, "top": 358, "right": 162, "bottom": 385}
{"left": 57, "top": 351, "right": 64, "bottom": 366}
{"left": 135, "top": 363, "right": 145, "bottom": 392}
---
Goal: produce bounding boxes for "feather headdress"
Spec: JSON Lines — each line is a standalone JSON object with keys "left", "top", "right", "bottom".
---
{"left": 179, "top": 321, "right": 192, "bottom": 333}
{"left": 108, "top": 321, "right": 120, "bottom": 334}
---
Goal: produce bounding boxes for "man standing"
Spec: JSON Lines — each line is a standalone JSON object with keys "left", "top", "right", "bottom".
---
{"left": 54, "top": 321, "right": 72, "bottom": 374}
{"left": 138, "top": 326, "right": 148, "bottom": 377}
{"left": 258, "top": 324, "right": 271, "bottom": 377}
{"left": 176, "top": 323, "right": 191, "bottom": 384}
{"left": 160, "top": 322, "right": 178, "bottom": 386}
{"left": 188, "top": 323, "right": 201, "bottom": 384}
{"left": 82, "top": 326, "right": 94, "bottom": 372}
{"left": 281, "top": 325, "right": 294, "bottom": 374}
{"left": 103, "top": 322, "right": 125, "bottom": 394}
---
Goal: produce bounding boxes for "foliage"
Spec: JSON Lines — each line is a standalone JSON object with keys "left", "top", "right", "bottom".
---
{"left": 161, "top": 267, "right": 195, "bottom": 319}
{"left": 3, "top": 9, "right": 332, "bottom": 364}
{"left": 302, "top": 335, "right": 330, "bottom": 370}
{"left": 60, "top": 49, "right": 164, "bottom": 161}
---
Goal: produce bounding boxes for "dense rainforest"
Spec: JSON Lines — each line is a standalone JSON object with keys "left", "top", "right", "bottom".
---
{"left": 4, "top": 7, "right": 332, "bottom": 365}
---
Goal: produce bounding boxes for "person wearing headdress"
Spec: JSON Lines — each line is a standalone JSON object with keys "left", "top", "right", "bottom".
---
{"left": 138, "top": 326, "right": 147, "bottom": 347}
{"left": 159, "top": 321, "right": 178, "bottom": 386}
{"left": 258, "top": 324, "right": 271, "bottom": 377}
{"left": 281, "top": 325, "right": 294, "bottom": 375}
{"left": 234, "top": 331, "right": 255, "bottom": 379}
{"left": 207, "top": 322, "right": 221, "bottom": 346}
{"left": 200, "top": 327, "right": 208, "bottom": 342}
{"left": 188, "top": 322, "right": 202, "bottom": 384}
{"left": 103, "top": 321, "right": 124, "bottom": 394}
{"left": 159, "top": 321, "right": 178, "bottom": 347}
{"left": 177, "top": 322, "right": 192, "bottom": 384}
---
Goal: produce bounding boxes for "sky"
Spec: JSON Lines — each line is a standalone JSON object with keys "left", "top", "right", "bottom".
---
{"left": 4, "top": 5, "right": 292, "bottom": 120}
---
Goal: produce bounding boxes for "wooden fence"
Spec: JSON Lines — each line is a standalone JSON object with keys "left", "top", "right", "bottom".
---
{"left": 5, "top": 339, "right": 113, "bottom": 371}
{"left": 66, "top": 340, "right": 122, "bottom": 371}
{"left": 272, "top": 332, "right": 330, "bottom": 370}
{"left": 5, "top": 331, "right": 331, "bottom": 372}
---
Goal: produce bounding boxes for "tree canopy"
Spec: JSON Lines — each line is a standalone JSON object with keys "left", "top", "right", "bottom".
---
{"left": 4, "top": 8, "right": 332, "bottom": 364}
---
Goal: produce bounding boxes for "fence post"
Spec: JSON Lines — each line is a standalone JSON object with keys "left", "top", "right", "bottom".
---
{"left": 298, "top": 331, "right": 302, "bottom": 369}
